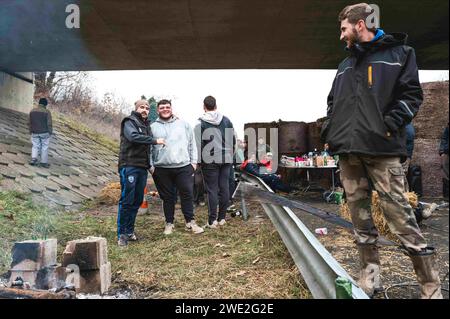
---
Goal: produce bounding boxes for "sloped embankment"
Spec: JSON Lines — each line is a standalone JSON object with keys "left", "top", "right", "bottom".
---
{"left": 0, "top": 107, "right": 118, "bottom": 208}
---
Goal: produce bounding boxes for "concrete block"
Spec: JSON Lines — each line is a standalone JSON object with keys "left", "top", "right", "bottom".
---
{"left": 9, "top": 270, "right": 37, "bottom": 287}
{"left": 62, "top": 237, "right": 108, "bottom": 270}
{"left": 78, "top": 262, "right": 111, "bottom": 294}
{"left": 9, "top": 264, "right": 67, "bottom": 290}
{"left": 11, "top": 239, "right": 57, "bottom": 271}
{"left": 36, "top": 264, "right": 67, "bottom": 290}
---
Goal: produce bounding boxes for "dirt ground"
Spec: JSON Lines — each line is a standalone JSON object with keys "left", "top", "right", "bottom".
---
{"left": 82, "top": 197, "right": 309, "bottom": 299}
{"left": 284, "top": 191, "right": 449, "bottom": 299}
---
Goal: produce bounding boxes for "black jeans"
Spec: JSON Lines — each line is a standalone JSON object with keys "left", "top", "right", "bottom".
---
{"left": 152, "top": 165, "right": 195, "bottom": 223}
{"left": 261, "top": 174, "right": 292, "bottom": 193}
{"left": 193, "top": 166, "right": 205, "bottom": 204}
{"left": 202, "top": 164, "right": 231, "bottom": 224}
{"left": 229, "top": 165, "right": 236, "bottom": 201}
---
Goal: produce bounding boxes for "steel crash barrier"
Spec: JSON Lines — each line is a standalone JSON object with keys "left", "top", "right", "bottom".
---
{"left": 235, "top": 172, "right": 369, "bottom": 299}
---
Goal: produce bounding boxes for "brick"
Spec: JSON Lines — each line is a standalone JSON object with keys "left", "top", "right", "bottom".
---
{"left": 62, "top": 237, "right": 107, "bottom": 270}
{"left": 11, "top": 239, "right": 57, "bottom": 271}
{"left": 78, "top": 262, "right": 111, "bottom": 294}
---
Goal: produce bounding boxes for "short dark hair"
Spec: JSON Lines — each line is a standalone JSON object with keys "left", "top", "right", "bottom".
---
{"left": 38, "top": 98, "right": 48, "bottom": 106}
{"left": 338, "top": 3, "right": 376, "bottom": 31}
{"left": 203, "top": 95, "right": 216, "bottom": 111}
{"left": 157, "top": 99, "right": 172, "bottom": 107}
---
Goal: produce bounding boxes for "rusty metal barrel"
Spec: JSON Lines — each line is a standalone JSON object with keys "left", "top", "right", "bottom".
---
{"left": 278, "top": 121, "right": 308, "bottom": 156}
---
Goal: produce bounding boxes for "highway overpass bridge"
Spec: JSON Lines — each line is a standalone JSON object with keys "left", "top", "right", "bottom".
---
{"left": 0, "top": 0, "right": 448, "bottom": 111}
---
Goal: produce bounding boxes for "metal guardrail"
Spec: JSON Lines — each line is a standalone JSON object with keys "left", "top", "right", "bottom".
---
{"left": 239, "top": 172, "right": 369, "bottom": 299}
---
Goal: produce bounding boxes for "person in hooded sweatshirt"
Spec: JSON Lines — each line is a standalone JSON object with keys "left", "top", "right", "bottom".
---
{"left": 320, "top": 3, "right": 442, "bottom": 298}
{"left": 194, "top": 96, "right": 235, "bottom": 229}
{"left": 150, "top": 99, "right": 204, "bottom": 235}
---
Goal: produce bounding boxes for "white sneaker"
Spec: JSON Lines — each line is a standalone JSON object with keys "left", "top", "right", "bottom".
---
{"left": 422, "top": 203, "right": 438, "bottom": 219}
{"left": 218, "top": 219, "right": 226, "bottom": 226}
{"left": 205, "top": 220, "right": 219, "bottom": 229}
{"left": 186, "top": 220, "right": 204, "bottom": 234}
{"left": 163, "top": 223, "right": 174, "bottom": 235}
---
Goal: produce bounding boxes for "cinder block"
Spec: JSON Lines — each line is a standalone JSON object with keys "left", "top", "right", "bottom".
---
{"left": 62, "top": 237, "right": 107, "bottom": 270}
{"left": 9, "top": 270, "right": 37, "bottom": 287}
{"left": 11, "top": 239, "right": 57, "bottom": 271}
{"left": 35, "top": 264, "right": 67, "bottom": 290}
{"left": 78, "top": 262, "right": 111, "bottom": 294}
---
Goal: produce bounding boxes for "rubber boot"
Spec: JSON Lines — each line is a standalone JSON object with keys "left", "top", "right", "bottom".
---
{"left": 407, "top": 247, "right": 443, "bottom": 299}
{"left": 357, "top": 243, "right": 382, "bottom": 297}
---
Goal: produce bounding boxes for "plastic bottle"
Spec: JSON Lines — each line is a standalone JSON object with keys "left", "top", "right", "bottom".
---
{"left": 335, "top": 277, "right": 353, "bottom": 299}
{"left": 308, "top": 152, "right": 313, "bottom": 166}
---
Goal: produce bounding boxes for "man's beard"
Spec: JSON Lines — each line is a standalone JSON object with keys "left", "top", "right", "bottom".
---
{"left": 137, "top": 111, "right": 148, "bottom": 119}
{"left": 347, "top": 26, "right": 360, "bottom": 47}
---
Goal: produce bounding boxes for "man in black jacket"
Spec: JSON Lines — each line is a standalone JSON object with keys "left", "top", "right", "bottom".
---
{"left": 321, "top": 3, "right": 442, "bottom": 298}
{"left": 117, "top": 99, "right": 165, "bottom": 246}
{"left": 195, "top": 96, "right": 235, "bottom": 228}
{"left": 29, "top": 98, "right": 52, "bottom": 168}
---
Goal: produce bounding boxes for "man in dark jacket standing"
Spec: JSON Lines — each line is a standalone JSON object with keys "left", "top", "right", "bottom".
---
{"left": 117, "top": 99, "right": 165, "bottom": 246}
{"left": 28, "top": 98, "right": 52, "bottom": 168}
{"left": 321, "top": 3, "right": 442, "bottom": 298}
{"left": 195, "top": 96, "right": 235, "bottom": 228}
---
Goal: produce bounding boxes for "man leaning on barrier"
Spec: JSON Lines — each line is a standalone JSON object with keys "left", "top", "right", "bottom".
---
{"left": 321, "top": 3, "right": 442, "bottom": 298}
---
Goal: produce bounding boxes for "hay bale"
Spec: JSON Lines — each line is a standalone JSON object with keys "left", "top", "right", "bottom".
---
{"left": 97, "top": 182, "right": 121, "bottom": 205}
{"left": 340, "top": 191, "right": 418, "bottom": 238}
{"left": 414, "top": 81, "right": 449, "bottom": 140}
{"left": 411, "top": 138, "right": 443, "bottom": 197}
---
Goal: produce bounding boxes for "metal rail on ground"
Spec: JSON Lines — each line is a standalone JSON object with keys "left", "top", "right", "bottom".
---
{"left": 238, "top": 172, "right": 369, "bottom": 299}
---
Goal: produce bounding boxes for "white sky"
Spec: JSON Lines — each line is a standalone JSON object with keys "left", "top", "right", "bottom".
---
{"left": 90, "top": 69, "right": 449, "bottom": 138}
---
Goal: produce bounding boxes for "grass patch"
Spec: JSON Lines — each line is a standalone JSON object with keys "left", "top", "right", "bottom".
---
{"left": 53, "top": 111, "right": 119, "bottom": 153}
{"left": 0, "top": 191, "right": 310, "bottom": 298}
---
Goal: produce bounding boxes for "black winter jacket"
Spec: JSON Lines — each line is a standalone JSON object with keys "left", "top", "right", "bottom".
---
{"left": 118, "top": 111, "right": 157, "bottom": 170}
{"left": 29, "top": 105, "right": 52, "bottom": 134}
{"left": 321, "top": 33, "right": 423, "bottom": 158}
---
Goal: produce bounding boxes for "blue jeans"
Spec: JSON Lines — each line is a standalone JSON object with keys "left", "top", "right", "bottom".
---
{"left": 31, "top": 133, "right": 50, "bottom": 163}
{"left": 117, "top": 166, "right": 148, "bottom": 238}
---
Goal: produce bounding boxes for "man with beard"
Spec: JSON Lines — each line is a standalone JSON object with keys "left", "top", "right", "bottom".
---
{"left": 117, "top": 99, "right": 165, "bottom": 247}
{"left": 321, "top": 3, "right": 442, "bottom": 298}
{"left": 150, "top": 99, "right": 204, "bottom": 235}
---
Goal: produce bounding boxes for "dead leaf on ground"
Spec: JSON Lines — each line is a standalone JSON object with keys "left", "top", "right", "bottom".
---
{"left": 252, "top": 257, "right": 260, "bottom": 264}
{"left": 222, "top": 252, "right": 230, "bottom": 257}
{"left": 236, "top": 270, "right": 247, "bottom": 276}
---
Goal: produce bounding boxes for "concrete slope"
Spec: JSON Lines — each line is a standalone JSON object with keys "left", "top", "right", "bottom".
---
{"left": 0, "top": 107, "right": 118, "bottom": 208}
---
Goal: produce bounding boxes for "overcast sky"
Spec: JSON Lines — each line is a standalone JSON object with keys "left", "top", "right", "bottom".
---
{"left": 91, "top": 69, "right": 449, "bottom": 138}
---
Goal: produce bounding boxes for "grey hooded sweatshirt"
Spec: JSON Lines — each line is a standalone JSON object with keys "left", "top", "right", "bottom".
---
{"left": 194, "top": 111, "right": 235, "bottom": 166}
{"left": 150, "top": 116, "right": 197, "bottom": 168}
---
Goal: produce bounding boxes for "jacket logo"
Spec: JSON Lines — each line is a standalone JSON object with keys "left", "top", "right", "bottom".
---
{"left": 128, "top": 176, "right": 135, "bottom": 183}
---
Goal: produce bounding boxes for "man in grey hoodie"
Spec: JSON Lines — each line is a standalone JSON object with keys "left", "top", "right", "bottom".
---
{"left": 150, "top": 99, "right": 204, "bottom": 235}
{"left": 194, "top": 96, "right": 235, "bottom": 228}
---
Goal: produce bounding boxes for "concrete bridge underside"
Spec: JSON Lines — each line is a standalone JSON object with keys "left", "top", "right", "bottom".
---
{"left": 0, "top": 0, "right": 448, "bottom": 72}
